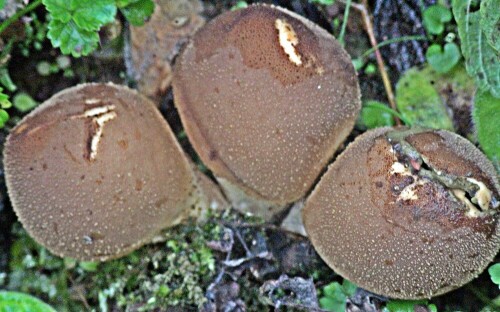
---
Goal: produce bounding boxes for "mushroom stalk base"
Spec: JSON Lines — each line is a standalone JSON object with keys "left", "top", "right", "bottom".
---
{"left": 216, "top": 177, "right": 285, "bottom": 221}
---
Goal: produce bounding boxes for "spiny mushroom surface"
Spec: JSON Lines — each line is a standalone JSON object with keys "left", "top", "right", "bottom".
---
{"left": 173, "top": 4, "right": 361, "bottom": 217}
{"left": 3, "top": 83, "right": 225, "bottom": 261}
{"left": 303, "top": 127, "right": 500, "bottom": 299}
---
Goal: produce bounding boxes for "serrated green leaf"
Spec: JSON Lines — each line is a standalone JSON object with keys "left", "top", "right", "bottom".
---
{"left": 0, "top": 291, "right": 57, "bottom": 312}
{"left": 47, "top": 19, "right": 99, "bottom": 57}
{"left": 320, "top": 296, "right": 345, "bottom": 312}
{"left": 426, "top": 43, "right": 461, "bottom": 73}
{"left": 396, "top": 67, "right": 455, "bottom": 130}
{"left": 44, "top": 0, "right": 116, "bottom": 31}
{"left": 323, "top": 282, "right": 343, "bottom": 298}
{"left": 71, "top": 0, "right": 116, "bottom": 31}
{"left": 119, "top": 0, "right": 154, "bottom": 26}
{"left": 320, "top": 280, "right": 357, "bottom": 312}
{"left": 480, "top": 0, "right": 500, "bottom": 52}
{"left": 452, "top": 0, "right": 500, "bottom": 98}
{"left": 489, "top": 263, "right": 500, "bottom": 287}
{"left": 423, "top": 4, "right": 452, "bottom": 35}
{"left": 472, "top": 90, "right": 500, "bottom": 172}
{"left": 320, "top": 282, "right": 347, "bottom": 312}
{"left": 42, "top": 0, "right": 72, "bottom": 23}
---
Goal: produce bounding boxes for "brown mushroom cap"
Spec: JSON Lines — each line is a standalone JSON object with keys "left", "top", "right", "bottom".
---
{"left": 4, "top": 83, "right": 225, "bottom": 261}
{"left": 173, "top": 4, "right": 361, "bottom": 216}
{"left": 303, "top": 127, "right": 500, "bottom": 299}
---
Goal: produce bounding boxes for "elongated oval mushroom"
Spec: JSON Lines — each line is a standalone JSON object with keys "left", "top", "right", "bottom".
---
{"left": 303, "top": 127, "right": 500, "bottom": 299}
{"left": 4, "top": 83, "right": 226, "bottom": 261}
{"left": 173, "top": 4, "right": 361, "bottom": 218}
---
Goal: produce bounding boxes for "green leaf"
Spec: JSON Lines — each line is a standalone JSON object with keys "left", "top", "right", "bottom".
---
{"left": 396, "top": 67, "right": 455, "bottom": 130}
{"left": 320, "top": 280, "right": 357, "bottom": 312}
{"left": 71, "top": 0, "right": 116, "bottom": 32}
{"left": 43, "top": 0, "right": 73, "bottom": 23}
{"left": 489, "top": 263, "right": 500, "bottom": 287}
{"left": 119, "top": 0, "right": 154, "bottom": 26}
{"left": 47, "top": 19, "right": 99, "bottom": 57}
{"left": 341, "top": 279, "right": 357, "bottom": 297}
{"left": 385, "top": 300, "right": 437, "bottom": 312}
{"left": 0, "top": 291, "right": 57, "bottom": 312}
{"left": 426, "top": 43, "right": 461, "bottom": 73}
{"left": 423, "top": 4, "right": 452, "bottom": 35}
{"left": 44, "top": 0, "right": 116, "bottom": 31}
{"left": 0, "top": 67, "right": 17, "bottom": 92}
{"left": 0, "top": 109, "right": 9, "bottom": 127}
{"left": 480, "top": 0, "right": 500, "bottom": 52}
{"left": 472, "top": 90, "right": 500, "bottom": 172}
{"left": 0, "top": 0, "right": 6, "bottom": 10}
{"left": 231, "top": 1, "right": 249, "bottom": 11}
{"left": 452, "top": 0, "right": 500, "bottom": 98}
{"left": 320, "top": 282, "right": 346, "bottom": 312}
{"left": 0, "top": 87, "right": 12, "bottom": 109}
{"left": 13, "top": 93, "right": 39, "bottom": 113}
{"left": 79, "top": 261, "right": 99, "bottom": 272}
{"left": 360, "top": 101, "right": 396, "bottom": 129}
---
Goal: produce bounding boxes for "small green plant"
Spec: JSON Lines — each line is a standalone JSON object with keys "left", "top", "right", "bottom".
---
{"left": 0, "top": 87, "right": 11, "bottom": 128}
{"left": 0, "top": 0, "right": 155, "bottom": 57}
{"left": 423, "top": 4, "right": 452, "bottom": 35}
{"left": 359, "top": 100, "right": 407, "bottom": 129}
{"left": 423, "top": 4, "right": 460, "bottom": 73}
{"left": 426, "top": 42, "right": 460, "bottom": 73}
{"left": 231, "top": 1, "right": 248, "bottom": 11}
{"left": 489, "top": 263, "right": 500, "bottom": 288}
{"left": 319, "top": 279, "right": 357, "bottom": 312}
{"left": 384, "top": 299, "right": 437, "bottom": 312}
{"left": 12, "top": 93, "right": 39, "bottom": 113}
{"left": 0, "top": 291, "right": 57, "bottom": 312}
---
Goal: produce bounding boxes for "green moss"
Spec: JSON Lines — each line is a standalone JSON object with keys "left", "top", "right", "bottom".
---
{"left": 4, "top": 217, "right": 224, "bottom": 311}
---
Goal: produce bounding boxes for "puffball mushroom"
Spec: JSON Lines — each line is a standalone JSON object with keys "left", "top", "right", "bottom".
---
{"left": 173, "top": 4, "right": 361, "bottom": 218}
{"left": 4, "top": 83, "right": 226, "bottom": 261}
{"left": 303, "top": 127, "right": 500, "bottom": 299}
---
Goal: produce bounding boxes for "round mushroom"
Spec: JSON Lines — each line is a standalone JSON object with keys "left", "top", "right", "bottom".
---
{"left": 173, "top": 4, "right": 361, "bottom": 218}
{"left": 303, "top": 127, "right": 500, "bottom": 299}
{"left": 4, "top": 83, "right": 226, "bottom": 261}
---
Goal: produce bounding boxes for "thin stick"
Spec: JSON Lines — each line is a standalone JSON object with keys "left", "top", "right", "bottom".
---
{"left": 0, "top": 0, "right": 43, "bottom": 36}
{"left": 338, "top": 0, "right": 352, "bottom": 45}
{"left": 349, "top": 0, "right": 401, "bottom": 125}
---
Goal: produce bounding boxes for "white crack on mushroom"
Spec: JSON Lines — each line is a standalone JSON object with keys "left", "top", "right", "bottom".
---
{"left": 71, "top": 104, "right": 118, "bottom": 161}
{"left": 275, "top": 18, "right": 302, "bottom": 66}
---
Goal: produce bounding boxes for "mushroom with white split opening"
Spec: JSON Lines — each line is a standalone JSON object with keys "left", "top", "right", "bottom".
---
{"left": 303, "top": 127, "right": 500, "bottom": 299}
{"left": 173, "top": 4, "right": 361, "bottom": 219}
{"left": 3, "top": 83, "right": 227, "bottom": 261}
